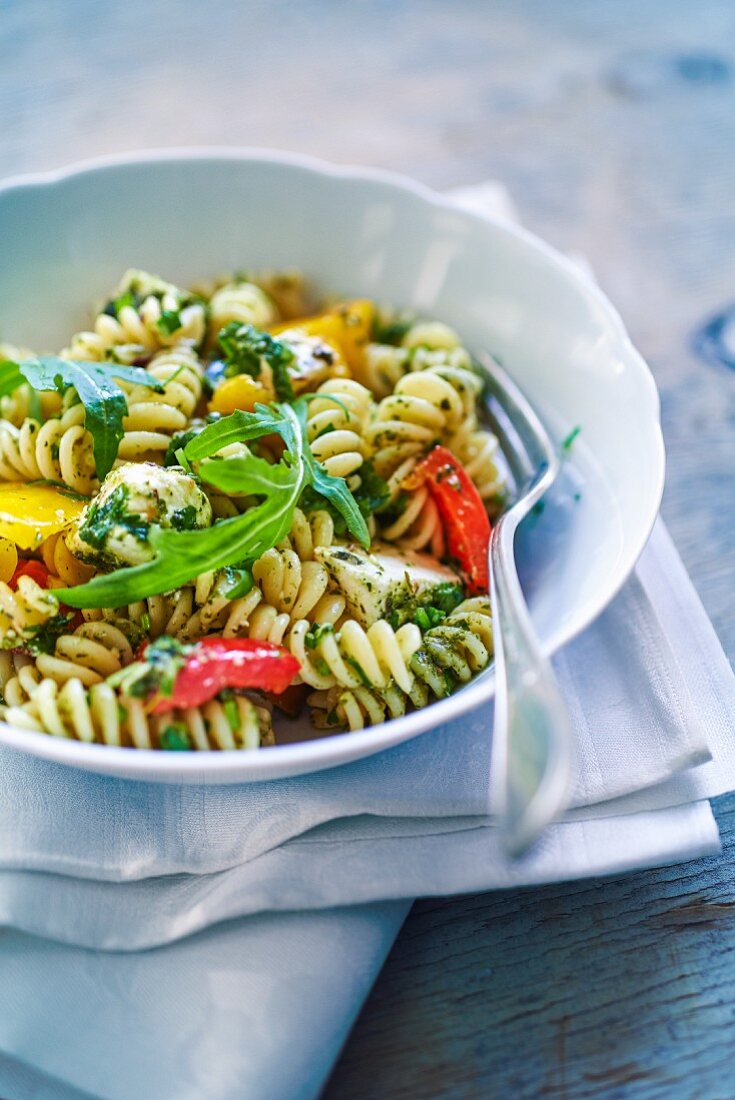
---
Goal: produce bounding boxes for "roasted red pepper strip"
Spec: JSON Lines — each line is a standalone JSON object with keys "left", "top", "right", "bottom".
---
{"left": 10, "top": 560, "right": 51, "bottom": 590}
{"left": 152, "top": 636, "right": 300, "bottom": 713}
{"left": 410, "top": 445, "right": 491, "bottom": 595}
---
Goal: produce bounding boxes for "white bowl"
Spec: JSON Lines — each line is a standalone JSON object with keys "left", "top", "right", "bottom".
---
{"left": 0, "top": 149, "right": 664, "bottom": 782}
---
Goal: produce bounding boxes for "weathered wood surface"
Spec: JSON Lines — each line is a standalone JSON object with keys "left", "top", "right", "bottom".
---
{"left": 3, "top": 0, "right": 735, "bottom": 1096}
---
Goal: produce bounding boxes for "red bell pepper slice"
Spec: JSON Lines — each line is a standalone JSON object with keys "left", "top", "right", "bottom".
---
{"left": 410, "top": 445, "right": 491, "bottom": 595}
{"left": 151, "top": 636, "right": 300, "bottom": 713}
{"left": 10, "top": 560, "right": 51, "bottom": 590}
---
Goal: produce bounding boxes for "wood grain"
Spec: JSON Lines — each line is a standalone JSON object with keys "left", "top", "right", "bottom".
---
{"left": 2, "top": 1, "right": 735, "bottom": 1095}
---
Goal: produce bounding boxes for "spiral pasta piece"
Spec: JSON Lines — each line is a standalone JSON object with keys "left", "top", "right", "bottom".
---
{"left": 310, "top": 680, "right": 411, "bottom": 732}
{"left": 0, "top": 400, "right": 97, "bottom": 494}
{"left": 40, "top": 533, "right": 96, "bottom": 587}
{"left": 446, "top": 420, "right": 504, "bottom": 505}
{"left": 3, "top": 677, "right": 273, "bottom": 750}
{"left": 306, "top": 378, "right": 375, "bottom": 484}
{"left": 379, "top": 486, "right": 445, "bottom": 557}
{"left": 279, "top": 507, "right": 337, "bottom": 561}
{"left": 0, "top": 576, "right": 62, "bottom": 649}
{"left": 207, "top": 280, "right": 277, "bottom": 342}
{"left": 180, "top": 556, "right": 344, "bottom": 646}
{"left": 410, "top": 597, "right": 493, "bottom": 695}
{"left": 367, "top": 361, "right": 499, "bottom": 547}
{"left": 366, "top": 366, "right": 475, "bottom": 484}
{"left": 0, "top": 650, "right": 41, "bottom": 707}
{"left": 361, "top": 343, "right": 410, "bottom": 400}
{"left": 118, "top": 345, "right": 205, "bottom": 460}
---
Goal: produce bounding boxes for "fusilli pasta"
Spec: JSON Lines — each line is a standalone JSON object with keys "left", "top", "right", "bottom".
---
{"left": 5, "top": 677, "right": 273, "bottom": 750}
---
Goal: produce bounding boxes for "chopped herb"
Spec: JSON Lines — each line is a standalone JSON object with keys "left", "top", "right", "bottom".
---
{"left": 387, "top": 581, "right": 464, "bottom": 630}
{"left": 170, "top": 504, "right": 200, "bottom": 531}
{"left": 102, "top": 288, "right": 141, "bottom": 318}
{"left": 222, "top": 695, "right": 240, "bottom": 733}
{"left": 77, "top": 484, "right": 150, "bottom": 551}
{"left": 160, "top": 725, "right": 193, "bottom": 751}
{"left": 345, "top": 656, "right": 371, "bottom": 687}
{"left": 218, "top": 322, "right": 295, "bottom": 401}
{"left": 561, "top": 425, "right": 582, "bottom": 454}
{"left": 108, "top": 635, "right": 190, "bottom": 701}
{"left": 371, "top": 313, "right": 414, "bottom": 345}
{"left": 430, "top": 582, "right": 464, "bottom": 614}
{"left": 315, "top": 658, "right": 332, "bottom": 678}
{"left": 23, "top": 611, "right": 76, "bottom": 656}
{"left": 220, "top": 566, "right": 254, "bottom": 600}
{"left": 156, "top": 309, "right": 182, "bottom": 336}
{"left": 140, "top": 611, "right": 151, "bottom": 633}
{"left": 413, "top": 606, "right": 447, "bottom": 631}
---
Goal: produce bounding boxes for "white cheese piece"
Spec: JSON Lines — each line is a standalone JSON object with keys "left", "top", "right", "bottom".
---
{"left": 69, "top": 461, "right": 212, "bottom": 568}
{"left": 315, "top": 541, "right": 461, "bottom": 628}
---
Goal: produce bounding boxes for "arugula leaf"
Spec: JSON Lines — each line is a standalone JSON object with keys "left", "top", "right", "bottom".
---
{"left": 199, "top": 451, "right": 297, "bottom": 496}
{"left": 0, "top": 360, "right": 24, "bottom": 400}
{"left": 17, "top": 356, "right": 163, "bottom": 480}
{"left": 217, "top": 323, "right": 295, "bottom": 401}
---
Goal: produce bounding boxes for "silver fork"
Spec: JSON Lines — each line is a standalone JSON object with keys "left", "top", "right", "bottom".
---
{"left": 479, "top": 354, "right": 573, "bottom": 857}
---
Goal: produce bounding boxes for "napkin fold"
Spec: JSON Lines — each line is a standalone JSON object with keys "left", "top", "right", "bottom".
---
{"left": 1, "top": 182, "right": 733, "bottom": 1100}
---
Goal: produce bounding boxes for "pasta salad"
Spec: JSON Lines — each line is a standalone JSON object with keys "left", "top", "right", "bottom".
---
{"left": 0, "top": 269, "right": 504, "bottom": 750}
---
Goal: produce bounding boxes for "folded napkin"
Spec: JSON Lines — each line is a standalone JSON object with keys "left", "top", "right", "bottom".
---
{"left": 1, "top": 184, "right": 734, "bottom": 1100}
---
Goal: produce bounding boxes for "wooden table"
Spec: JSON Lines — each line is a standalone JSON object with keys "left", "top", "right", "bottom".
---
{"left": 4, "top": 1, "right": 735, "bottom": 1095}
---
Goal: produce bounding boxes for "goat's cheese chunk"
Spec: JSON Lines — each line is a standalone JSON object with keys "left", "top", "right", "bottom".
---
{"left": 315, "top": 542, "right": 462, "bottom": 628}
{"left": 69, "top": 461, "right": 212, "bottom": 569}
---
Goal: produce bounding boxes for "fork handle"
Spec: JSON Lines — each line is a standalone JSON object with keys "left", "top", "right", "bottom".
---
{"left": 490, "top": 514, "right": 573, "bottom": 857}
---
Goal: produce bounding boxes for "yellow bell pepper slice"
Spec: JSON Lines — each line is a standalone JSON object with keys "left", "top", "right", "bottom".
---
{"left": 209, "top": 375, "right": 272, "bottom": 415}
{"left": 272, "top": 299, "right": 375, "bottom": 377}
{"left": 0, "top": 537, "right": 18, "bottom": 583}
{"left": 0, "top": 483, "right": 86, "bottom": 551}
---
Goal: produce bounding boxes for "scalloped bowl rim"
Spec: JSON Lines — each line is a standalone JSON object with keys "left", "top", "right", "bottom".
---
{"left": 0, "top": 148, "right": 664, "bottom": 781}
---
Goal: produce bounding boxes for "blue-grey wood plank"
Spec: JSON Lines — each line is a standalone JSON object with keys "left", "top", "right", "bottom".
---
{"left": 2, "top": 1, "right": 735, "bottom": 1096}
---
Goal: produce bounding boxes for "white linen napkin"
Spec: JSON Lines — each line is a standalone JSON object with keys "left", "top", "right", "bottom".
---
{"left": 1, "top": 183, "right": 733, "bottom": 1100}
